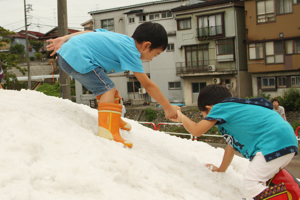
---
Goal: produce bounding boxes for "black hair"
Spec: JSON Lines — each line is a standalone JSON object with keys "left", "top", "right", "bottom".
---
{"left": 197, "top": 84, "right": 232, "bottom": 112}
{"left": 272, "top": 98, "right": 279, "bottom": 103}
{"left": 132, "top": 22, "right": 168, "bottom": 51}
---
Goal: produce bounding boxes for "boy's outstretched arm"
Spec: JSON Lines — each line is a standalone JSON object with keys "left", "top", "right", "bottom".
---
{"left": 171, "top": 110, "right": 217, "bottom": 137}
{"left": 133, "top": 72, "right": 179, "bottom": 119}
{"left": 206, "top": 145, "right": 235, "bottom": 172}
{"left": 46, "top": 30, "right": 92, "bottom": 56}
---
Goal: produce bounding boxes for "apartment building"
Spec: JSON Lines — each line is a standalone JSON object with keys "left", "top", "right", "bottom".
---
{"left": 171, "top": 0, "right": 252, "bottom": 106}
{"left": 245, "top": 0, "right": 300, "bottom": 97}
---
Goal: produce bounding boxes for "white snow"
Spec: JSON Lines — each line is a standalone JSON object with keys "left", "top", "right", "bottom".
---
{"left": 0, "top": 89, "right": 250, "bottom": 200}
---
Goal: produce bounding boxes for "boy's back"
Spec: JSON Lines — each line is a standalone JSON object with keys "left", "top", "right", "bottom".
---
{"left": 206, "top": 97, "right": 298, "bottom": 161}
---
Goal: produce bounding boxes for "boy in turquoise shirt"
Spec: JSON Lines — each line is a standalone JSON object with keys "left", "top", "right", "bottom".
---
{"left": 47, "top": 22, "right": 179, "bottom": 148}
{"left": 171, "top": 84, "right": 298, "bottom": 200}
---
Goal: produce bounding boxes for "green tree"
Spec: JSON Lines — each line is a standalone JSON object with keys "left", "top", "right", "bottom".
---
{"left": 0, "top": 27, "right": 27, "bottom": 88}
{"left": 9, "top": 43, "right": 25, "bottom": 58}
{"left": 29, "top": 39, "right": 43, "bottom": 53}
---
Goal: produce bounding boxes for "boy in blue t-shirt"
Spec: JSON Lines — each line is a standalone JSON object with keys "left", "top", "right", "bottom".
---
{"left": 46, "top": 22, "right": 179, "bottom": 148}
{"left": 171, "top": 84, "right": 298, "bottom": 200}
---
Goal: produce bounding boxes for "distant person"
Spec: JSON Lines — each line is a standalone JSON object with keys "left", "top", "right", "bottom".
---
{"left": 170, "top": 84, "right": 299, "bottom": 200}
{"left": 46, "top": 22, "right": 179, "bottom": 148}
{"left": 0, "top": 60, "right": 4, "bottom": 89}
{"left": 272, "top": 98, "right": 286, "bottom": 121}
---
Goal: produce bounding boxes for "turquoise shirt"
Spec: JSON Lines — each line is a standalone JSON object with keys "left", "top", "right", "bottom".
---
{"left": 205, "top": 97, "right": 298, "bottom": 161}
{"left": 57, "top": 29, "right": 144, "bottom": 74}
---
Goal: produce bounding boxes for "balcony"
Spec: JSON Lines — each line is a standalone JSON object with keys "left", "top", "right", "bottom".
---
{"left": 197, "top": 25, "right": 223, "bottom": 38}
{"left": 176, "top": 61, "right": 237, "bottom": 76}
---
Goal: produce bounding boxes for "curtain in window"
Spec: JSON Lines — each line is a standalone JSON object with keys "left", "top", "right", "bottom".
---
{"left": 285, "top": 40, "right": 293, "bottom": 54}
{"left": 179, "top": 20, "right": 191, "bottom": 29}
{"left": 209, "top": 15, "right": 216, "bottom": 36}
{"left": 265, "top": 42, "right": 274, "bottom": 63}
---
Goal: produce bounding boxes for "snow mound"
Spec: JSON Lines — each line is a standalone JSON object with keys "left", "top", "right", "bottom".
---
{"left": 0, "top": 89, "right": 249, "bottom": 200}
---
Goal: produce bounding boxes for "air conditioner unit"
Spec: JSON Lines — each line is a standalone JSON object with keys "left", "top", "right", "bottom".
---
{"left": 208, "top": 65, "right": 216, "bottom": 71}
{"left": 212, "top": 78, "right": 221, "bottom": 84}
{"left": 138, "top": 88, "right": 146, "bottom": 94}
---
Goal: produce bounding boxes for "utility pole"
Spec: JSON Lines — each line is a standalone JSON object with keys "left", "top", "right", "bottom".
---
{"left": 57, "top": 0, "right": 71, "bottom": 100}
{"left": 24, "top": 0, "right": 31, "bottom": 89}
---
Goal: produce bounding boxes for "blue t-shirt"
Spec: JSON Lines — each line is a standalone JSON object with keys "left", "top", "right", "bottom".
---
{"left": 57, "top": 29, "right": 144, "bottom": 74}
{"left": 205, "top": 97, "right": 298, "bottom": 162}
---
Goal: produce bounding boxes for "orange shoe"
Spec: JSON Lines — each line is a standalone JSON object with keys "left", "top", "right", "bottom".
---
{"left": 96, "top": 92, "right": 132, "bottom": 131}
{"left": 114, "top": 91, "right": 132, "bottom": 131}
{"left": 97, "top": 102, "right": 133, "bottom": 148}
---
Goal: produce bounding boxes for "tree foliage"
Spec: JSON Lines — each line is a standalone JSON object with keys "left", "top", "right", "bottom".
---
{"left": 9, "top": 43, "right": 25, "bottom": 58}
{"left": 29, "top": 39, "right": 43, "bottom": 53}
{"left": 0, "top": 27, "right": 27, "bottom": 87}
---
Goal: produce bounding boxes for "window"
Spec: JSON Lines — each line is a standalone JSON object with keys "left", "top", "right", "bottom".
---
{"left": 192, "top": 82, "right": 206, "bottom": 93}
{"left": 101, "top": 18, "right": 114, "bottom": 31}
{"left": 257, "top": 0, "right": 275, "bottom": 23}
{"left": 167, "top": 43, "right": 174, "bottom": 51}
{"left": 161, "top": 12, "right": 172, "bottom": 18}
{"left": 276, "top": 0, "right": 292, "bottom": 14}
{"left": 129, "top": 17, "right": 135, "bottom": 24}
{"left": 149, "top": 14, "right": 159, "bottom": 20}
{"left": 291, "top": 76, "right": 300, "bottom": 87}
{"left": 185, "top": 45, "right": 209, "bottom": 68}
{"left": 277, "top": 76, "right": 286, "bottom": 87}
{"left": 249, "top": 43, "right": 264, "bottom": 60}
{"left": 216, "top": 39, "right": 234, "bottom": 55}
{"left": 198, "top": 14, "right": 223, "bottom": 37}
{"left": 294, "top": 39, "right": 300, "bottom": 54}
{"left": 294, "top": 0, "right": 300, "bottom": 3}
{"left": 265, "top": 41, "right": 284, "bottom": 64}
{"left": 127, "top": 81, "right": 141, "bottom": 93}
{"left": 139, "top": 15, "right": 146, "bottom": 22}
{"left": 285, "top": 39, "right": 300, "bottom": 54}
{"left": 177, "top": 18, "right": 191, "bottom": 30}
{"left": 169, "top": 82, "right": 181, "bottom": 90}
{"left": 262, "top": 77, "right": 275, "bottom": 88}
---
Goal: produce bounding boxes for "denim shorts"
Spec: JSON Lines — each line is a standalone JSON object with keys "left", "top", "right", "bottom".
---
{"left": 57, "top": 54, "right": 115, "bottom": 96}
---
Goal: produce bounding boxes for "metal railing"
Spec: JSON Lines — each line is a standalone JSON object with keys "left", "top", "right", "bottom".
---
{"left": 197, "top": 25, "right": 223, "bottom": 38}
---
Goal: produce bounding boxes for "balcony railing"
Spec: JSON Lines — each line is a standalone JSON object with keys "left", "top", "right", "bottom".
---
{"left": 176, "top": 61, "right": 236, "bottom": 75}
{"left": 197, "top": 25, "right": 223, "bottom": 38}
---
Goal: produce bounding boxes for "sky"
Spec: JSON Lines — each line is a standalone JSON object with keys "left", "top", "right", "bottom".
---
{"left": 0, "top": 89, "right": 252, "bottom": 200}
{"left": 0, "top": 0, "right": 159, "bottom": 34}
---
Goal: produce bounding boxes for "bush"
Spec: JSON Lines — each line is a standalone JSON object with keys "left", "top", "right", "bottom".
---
{"left": 30, "top": 56, "right": 35, "bottom": 61}
{"left": 36, "top": 81, "right": 60, "bottom": 97}
{"left": 282, "top": 87, "right": 300, "bottom": 111}
{"left": 145, "top": 108, "right": 157, "bottom": 122}
{"left": 34, "top": 52, "right": 43, "bottom": 61}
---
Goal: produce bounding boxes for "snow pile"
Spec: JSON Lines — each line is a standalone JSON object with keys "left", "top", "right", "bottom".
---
{"left": 0, "top": 89, "right": 249, "bottom": 200}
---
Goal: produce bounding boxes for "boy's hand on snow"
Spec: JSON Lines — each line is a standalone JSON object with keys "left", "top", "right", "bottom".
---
{"left": 205, "top": 164, "right": 220, "bottom": 172}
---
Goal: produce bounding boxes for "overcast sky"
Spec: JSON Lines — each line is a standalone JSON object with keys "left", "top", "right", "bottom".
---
{"left": 0, "top": 0, "right": 159, "bottom": 34}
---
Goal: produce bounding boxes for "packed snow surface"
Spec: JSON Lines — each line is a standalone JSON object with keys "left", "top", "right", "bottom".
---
{"left": 0, "top": 89, "right": 250, "bottom": 200}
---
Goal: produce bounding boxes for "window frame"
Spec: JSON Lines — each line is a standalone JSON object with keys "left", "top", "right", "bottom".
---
{"left": 216, "top": 38, "right": 234, "bottom": 55}
{"left": 248, "top": 43, "right": 264, "bottom": 60}
{"left": 128, "top": 17, "right": 135, "bottom": 24}
{"left": 168, "top": 82, "right": 181, "bottom": 90}
{"left": 166, "top": 43, "right": 175, "bottom": 52}
{"left": 261, "top": 77, "right": 276, "bottom": 89}
{"left": 185, "top": 44, "right": 209, "bottom": 68}
{"left": 139, "top": 15, "right": 146, "bottom": 22}
{"left": 101, "top": 18, "right": 114, "bottom": 31}
{"left": 265, "top": 41, "right": 284, "bottom": 64}
{"left": 177, "top": 18, "right": 191, "bottom": 30}
{"left": 277, "top": 76, "right": 287, "bottom": 88}
{"left": 197, "top": 13, "right": 224, "bottom": 38}
{"left": 149, "top": 13, "right": 160, "bottom": 21}
{"left": 127, "top": 81, "right": 141, "bottom": 93}
{"left": 275, "top": 0, "right": 293, "bottom": 15}
{"left": 161, "top": 12, "right": 173, "bottom": 19}
{"left": 256, "top": 0, "right": 275, "bottom": 24}
{"left": 294, "top": 0, "right": 300, "bottom": 4}
{"left": 291, "top": 76, "right": 300, "bottom": 87}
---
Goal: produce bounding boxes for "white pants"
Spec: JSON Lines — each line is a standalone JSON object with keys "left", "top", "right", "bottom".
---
{"left": 243, "top": 152, "right": 295, "bottom": 199}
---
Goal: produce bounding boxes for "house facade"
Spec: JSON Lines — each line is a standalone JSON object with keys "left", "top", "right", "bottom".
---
{"left": 244, "top": 0, "right": 300, "bottom": 97}
{"left": 74, "top": 0, "right": 190, "bottom": 106}
{"left": 171, "top": 0, "right": 252, "bottom": 105}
